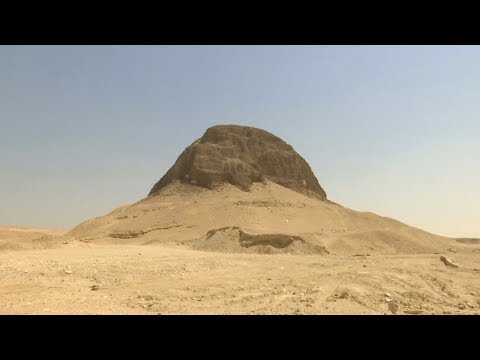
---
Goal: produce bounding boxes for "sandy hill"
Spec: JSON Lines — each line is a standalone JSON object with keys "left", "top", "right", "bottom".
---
{"left": 65, "top": 125, "right": 458, "bottom": 256}
{"left": 0, "top": 226, "right": 66, "bottom": 251}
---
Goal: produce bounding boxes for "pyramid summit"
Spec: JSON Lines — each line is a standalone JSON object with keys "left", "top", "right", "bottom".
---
{"left": 149, "top": 125, "right": 327, "bottom": 199}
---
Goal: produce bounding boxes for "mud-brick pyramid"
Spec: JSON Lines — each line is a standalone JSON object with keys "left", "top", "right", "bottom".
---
{"left": 149, "top": 125, "right": 327, "bottom": 200}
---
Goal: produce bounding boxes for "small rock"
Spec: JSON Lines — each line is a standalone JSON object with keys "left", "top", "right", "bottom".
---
{"left": 363, "top": 265, "right": 367, "bottom": 268}
{"left": 448, "top": 248, "right": 457, "bottom": 253}
{"left": 385, "top": 297, "right": 392, "bottom": 303}
{"left": 384, "top": 292, "right": 391, "bottom": 297}
{"left": 458, "top": 303, "right": 466, "bottom": 310}
{"left": 388, "top": 302, "right": 399, "bottom": 314}
{"left": 90, "top": 285, "right": 101, "bottom": 291}
{"left": 440, "top": 256, "right": 459, "bottom": 268}
{"left": 64, "top": 270, "right": 73, "bottom": 275}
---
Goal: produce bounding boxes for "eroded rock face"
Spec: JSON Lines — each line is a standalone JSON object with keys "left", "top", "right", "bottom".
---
{"left": 149, "top": 125, "right": 327, "bottom": 199}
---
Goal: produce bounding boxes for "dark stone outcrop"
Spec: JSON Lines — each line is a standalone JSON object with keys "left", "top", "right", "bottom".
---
{"left": 149, "top": 125, "right": 327, "bottom": 199}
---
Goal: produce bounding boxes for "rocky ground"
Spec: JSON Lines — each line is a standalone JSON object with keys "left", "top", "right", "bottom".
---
{"left": 1, "top": 241, "right": 479, "bottom": 315}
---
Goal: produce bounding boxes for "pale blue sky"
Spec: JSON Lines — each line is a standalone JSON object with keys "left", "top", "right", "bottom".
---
{"left": 1, "top": 45, "right": 479, "bottom": 237}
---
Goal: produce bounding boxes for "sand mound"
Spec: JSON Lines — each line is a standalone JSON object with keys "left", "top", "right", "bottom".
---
{"left": 191, "top": 226, "right": 329, "bottom": 255}
{"left": 65, "top": 180, "right": 457, "bottom": 256}
{"left": 149, "top": 125, "right": 326, "bottom": 199}
{"left": 0, "top": 226, "right": 66, "bottom": 251}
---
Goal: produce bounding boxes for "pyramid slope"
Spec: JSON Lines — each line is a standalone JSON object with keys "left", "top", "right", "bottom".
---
{"left": 67, "top": 180, "right": 455, "bottom": 255}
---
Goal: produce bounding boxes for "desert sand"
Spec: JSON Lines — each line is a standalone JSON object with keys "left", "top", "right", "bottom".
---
{"left": 1, "top": 125, "right": 479, "bottom": 314}
{"left": 1, "top": 181, "right": 479, "bottom": 315}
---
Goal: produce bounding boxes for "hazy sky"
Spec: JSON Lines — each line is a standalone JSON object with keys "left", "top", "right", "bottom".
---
{"left": 1, "top": 45, "right": 479, "bottom": 237}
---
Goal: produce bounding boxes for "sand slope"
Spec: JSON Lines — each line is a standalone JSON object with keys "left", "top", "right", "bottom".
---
{"left": 66, "top": 180, "right": 458, "bottom": 256}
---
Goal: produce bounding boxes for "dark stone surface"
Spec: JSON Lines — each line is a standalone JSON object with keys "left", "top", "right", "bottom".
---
{"left": 149, "top": 125, "right": 327, "bottom": 199}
